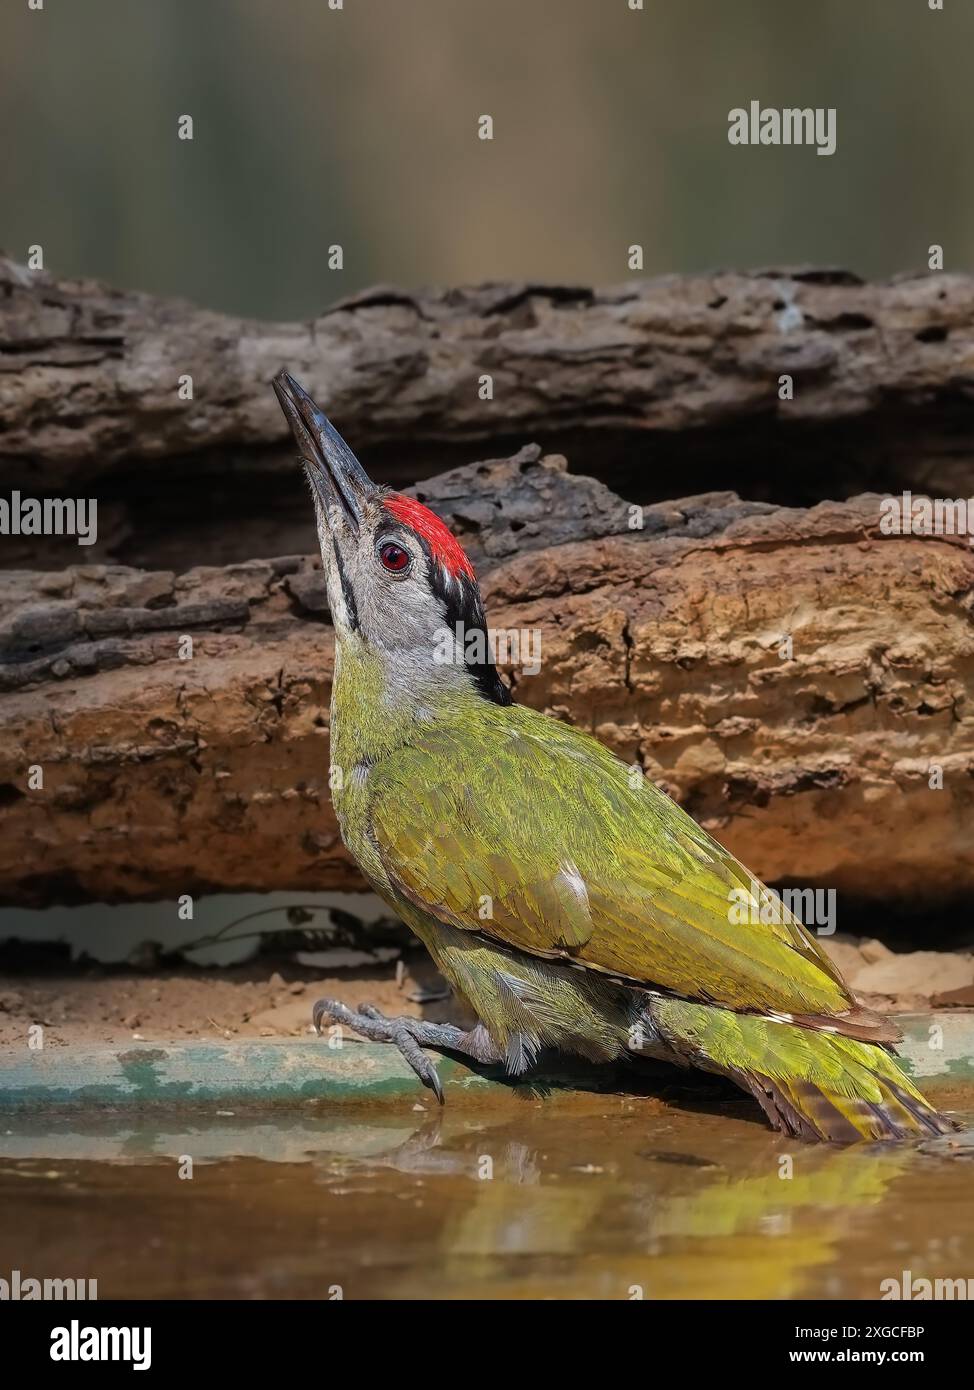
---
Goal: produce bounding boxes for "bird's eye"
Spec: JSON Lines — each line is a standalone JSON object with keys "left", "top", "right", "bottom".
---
{"left": 378, "top": 540, "right": 411, "bottom": 574}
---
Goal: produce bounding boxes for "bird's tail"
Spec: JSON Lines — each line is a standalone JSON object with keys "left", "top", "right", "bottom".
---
{"left": 647, "top": 997, "right": 956, "bottom": 1143}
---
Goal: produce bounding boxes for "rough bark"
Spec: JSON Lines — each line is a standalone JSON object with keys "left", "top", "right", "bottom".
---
{"left": 4, "top": 257, "right": 974, "bottom": 495}
{"left": 1, "top": 451, "right": 972, "bottom": 907}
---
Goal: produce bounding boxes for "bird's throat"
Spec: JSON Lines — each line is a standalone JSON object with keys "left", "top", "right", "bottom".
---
{"left": 329, "top": 633, "right": 482, "bottom": 775}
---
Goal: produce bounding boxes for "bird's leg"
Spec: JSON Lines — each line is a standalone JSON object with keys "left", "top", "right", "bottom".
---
{"left": 312, "top": 998, "right": 501, "bottom": 1103}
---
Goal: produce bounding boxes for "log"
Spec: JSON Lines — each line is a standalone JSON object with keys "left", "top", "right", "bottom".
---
{"left": 1, "top": 450, "right": 972, "bottom": 907}
{"left": 3, "top": 258, "right": 974, "bottom": 507}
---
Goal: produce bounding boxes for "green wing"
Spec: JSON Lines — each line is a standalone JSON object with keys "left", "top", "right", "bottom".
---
{"left": 367, "top": 703, "right": 855, "bottom": 1021}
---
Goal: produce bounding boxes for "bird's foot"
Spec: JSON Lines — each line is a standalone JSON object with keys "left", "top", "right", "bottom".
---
{"left": 312, "top": 998, "right": 471, "bottom": 1103}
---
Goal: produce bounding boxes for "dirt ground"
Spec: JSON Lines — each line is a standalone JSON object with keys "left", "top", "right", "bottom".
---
{"left": 0, "top": 945, "right": 477, "bottom": 1049}
{"left": 0, "top": 934, "right": 972, "bottom": 1049}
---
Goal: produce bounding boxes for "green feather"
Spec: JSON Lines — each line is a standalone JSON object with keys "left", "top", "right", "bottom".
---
{"left": 364, "top": 699, "right": 850, "bottom": 1018}
{"left": 330, "top": 640, "right": 952, "bottom": 1141}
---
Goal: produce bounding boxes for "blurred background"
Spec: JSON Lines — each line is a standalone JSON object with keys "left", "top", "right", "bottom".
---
{"left": 2, "top": 0, "right": 971, "bottom": 319}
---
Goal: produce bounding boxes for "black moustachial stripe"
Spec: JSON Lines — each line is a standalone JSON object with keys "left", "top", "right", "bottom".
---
{"left": 332, "top": 542, "right": 359, "bottom": 631}
{"left": 420, "top": 539, "right": 512, "bottom": 706}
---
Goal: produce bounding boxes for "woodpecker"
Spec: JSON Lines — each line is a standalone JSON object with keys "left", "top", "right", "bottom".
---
{"left": 274, "top": 370, "right": 954, "bottom": 1143}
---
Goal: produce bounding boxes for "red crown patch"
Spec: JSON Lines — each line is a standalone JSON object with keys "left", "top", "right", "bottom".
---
{"left": 383, "top": 495, "right": 475, "bottom": 579}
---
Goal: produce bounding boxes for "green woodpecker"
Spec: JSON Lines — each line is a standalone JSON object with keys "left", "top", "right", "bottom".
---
{"left": 274, "top": 370, "right": 953, "bottom": 1144}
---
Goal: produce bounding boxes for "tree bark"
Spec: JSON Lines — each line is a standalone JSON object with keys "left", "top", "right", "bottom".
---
{"left": 4, "top": 257, "right": 974, "bottom": 496}
{"left": 2, "top": 451, "right": 972, "bottom": 907}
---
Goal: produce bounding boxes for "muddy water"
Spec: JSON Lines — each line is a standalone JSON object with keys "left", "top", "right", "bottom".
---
{"left": 1, "top": 1087, "right": 972, "bottom": 1300}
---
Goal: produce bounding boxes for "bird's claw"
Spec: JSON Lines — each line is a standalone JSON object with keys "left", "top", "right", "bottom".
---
{"left": 311, "top": 997, "right": 445, "bottom": 1104}
{"left": 312, "top": 996, "right": 339, "bottom": 1035}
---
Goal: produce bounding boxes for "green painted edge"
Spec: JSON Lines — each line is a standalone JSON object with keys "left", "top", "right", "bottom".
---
{"left": 0, "top": 1039, "right": 494, "bottom": 1109}
{"left": 889, "top": 1011, "right": 974, "bottom": 1086}
{"left": 0, "top": 1011, "right": 971, "bottom": 1110}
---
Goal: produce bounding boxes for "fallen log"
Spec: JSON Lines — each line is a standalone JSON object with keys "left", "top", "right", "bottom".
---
{"left": 3, "top": 259, "right": 974, "bottom": 506}
{"left": 1, "top": 451, "right": 972, "bottom": 907}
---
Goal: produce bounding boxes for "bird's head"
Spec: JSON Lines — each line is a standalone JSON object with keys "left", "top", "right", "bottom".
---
{"left": 274, "top": 371, "right": 510, "bottom": 705}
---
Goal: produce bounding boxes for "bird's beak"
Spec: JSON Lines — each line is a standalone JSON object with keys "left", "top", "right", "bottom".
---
{"left": 273, "top": 370, "right": 376, "bottom": 534}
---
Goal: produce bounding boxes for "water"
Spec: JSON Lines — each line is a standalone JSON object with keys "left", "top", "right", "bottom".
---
{"left": 2, "top": 1087, "right": 972, "bottom": 1300}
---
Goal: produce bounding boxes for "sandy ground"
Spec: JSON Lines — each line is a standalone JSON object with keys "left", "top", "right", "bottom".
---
{"left": 0, "top": 935, "right": 972, "bottom": 1049}
{"left": 0, "top": 948, "right": 477, "bottom": 1049}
